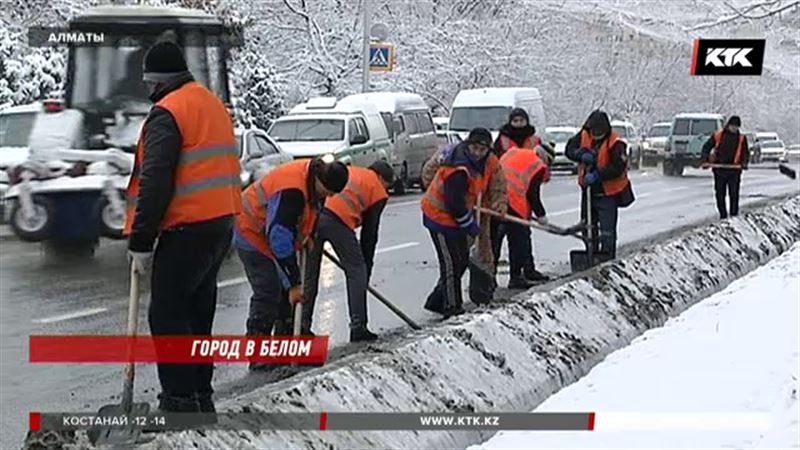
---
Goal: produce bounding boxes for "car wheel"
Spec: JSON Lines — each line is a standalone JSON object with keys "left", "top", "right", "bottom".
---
{"left": 663, "top": 160, "right": 673, "bottom": 176}
{"left": 97, "top": 194, "right": 126, "bottom": 239}
{"left": 675, "top": 164, "right": 684, "bottom": 176}
{"left": 393, "top": 163, "right": 408, "bottom": 196}
{"left": 10, "top": 196, "right": 54, "bottom": 242}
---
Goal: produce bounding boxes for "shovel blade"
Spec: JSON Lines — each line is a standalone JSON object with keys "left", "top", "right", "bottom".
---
{"left": 570, "top": 250, "right": 613, "bottom": 272}
{"left": 87, "top": 402, "right": 150, "bottom": 446}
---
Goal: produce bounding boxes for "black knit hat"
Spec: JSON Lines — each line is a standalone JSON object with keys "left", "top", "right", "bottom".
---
{"left": 727, "top": 115, "right": 742, "bottom": 127}
{"left": 509, "top": 108, "right": 530, "bottom": 124}
{"left": 143, "top": 41, "right": 188, "bottom": 81}
{"left": 319, "top": 161, "right": 349, "bottom": 193}
{"left": 369, "top": 160, "right": 395, "bottom": 185}
{"left": 467, "top": 128, "right": 493, "bottom": 147}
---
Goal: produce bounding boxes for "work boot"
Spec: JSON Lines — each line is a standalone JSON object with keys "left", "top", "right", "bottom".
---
{"left": 350, "top": 327, "right": 379, "bottom": 343}
{"left": 524, "top": 269, "right": 550, "bottom": 283}
{"left": 508, "top": 277, "right": 535, "bottom": 290}
{"left": 196, "top": 393, "right": 218, "bottom": 425}
{"left": 157, "top": 393, "right": 200, "bottom": 413}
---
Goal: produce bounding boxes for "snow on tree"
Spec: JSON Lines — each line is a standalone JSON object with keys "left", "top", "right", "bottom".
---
{"left": 230, "top": 47, "right": 286, "bottom": 130}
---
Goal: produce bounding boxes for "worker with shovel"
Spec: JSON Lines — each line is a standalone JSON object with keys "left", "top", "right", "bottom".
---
{"left": 700, "top": 115, "right": 750, "bottom": 219}
{"left": 301, "top": 161, "right": 394, "bottom": 342}
{"left": 124, "top": 41, "right": 242, "bottom": 414}
{"left": 421, "top": 128, "right": 497, "bottom": 316}
{"left": 494, "top": 145, "right": 555, "bottom": 289}
{"left": 234, "top": 158, "right": 348, "bottom": 370}
{"left": 565, "top": 110, "right": 634, "bottom": 260}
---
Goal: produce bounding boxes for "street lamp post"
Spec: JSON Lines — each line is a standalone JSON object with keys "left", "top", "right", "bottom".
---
{"left": 362, "top": 0, "right": 370, "bottom": 93}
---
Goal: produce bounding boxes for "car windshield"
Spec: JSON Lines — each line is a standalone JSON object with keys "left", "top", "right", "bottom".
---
{"left": 449, "top": 107, "right": 511, "bottom": 132}
{"left": 612, "top": 126, "right": 629, "bottom": 138}
{"left": 761, "top": 141, "right": 783, "bottom": 148}
{"left": 648, "top": 125, "right": 670, "bottom": 137}
{"left": 691, "top": 119, "right": 718, "bottom": 136}
{"left": 69, "top": 33, "right": 229, "bottom": 114}
{"left": 546, "top": 131, "right": 575, "bottom": 142}
{"left": 269, "top": 119, "right": 345, "bottom": 142}
{"left": 0, "top": 112, "right": 37, "bottom": 147}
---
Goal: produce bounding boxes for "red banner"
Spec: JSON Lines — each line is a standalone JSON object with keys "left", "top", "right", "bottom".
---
{"left": 29, "top": 335, "right": 329, "bottom": 364}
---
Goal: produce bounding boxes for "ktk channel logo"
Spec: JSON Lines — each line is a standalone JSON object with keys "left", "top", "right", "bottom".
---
{"left": 690, "top": 39, "right": 766, "bottom": 76}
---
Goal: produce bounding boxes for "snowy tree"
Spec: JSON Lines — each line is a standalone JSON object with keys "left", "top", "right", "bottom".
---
{"left": 231, "top": 48, "right": 286, "bottom": 130}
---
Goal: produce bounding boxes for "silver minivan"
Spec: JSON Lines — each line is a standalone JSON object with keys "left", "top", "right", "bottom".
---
{"left": 340, "top": 93, "right": 438, "bottom": 194}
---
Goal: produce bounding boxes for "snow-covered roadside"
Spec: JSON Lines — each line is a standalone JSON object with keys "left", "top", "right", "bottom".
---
{"left": 473, "top": 243, "right": 800, "bottom": 450}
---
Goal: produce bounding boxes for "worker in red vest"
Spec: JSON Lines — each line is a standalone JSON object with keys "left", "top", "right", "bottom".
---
{"left": 301, "top": 161, "right": 395, "bottom": 342}
{"left": 495, "top": 145, "right": 554, "bottom": 289}
{"left": 565, "top": 110, "right": 634, "bottom": 258}
{"left": 235, "top": 158, "right": 348, "bottom": 368}
{"left": 124, "top": 41, "right": 242, "bottom": 413}
{"left": 421, "top": 128, "right": 495, "bottom": 316}
{"left": 701, "top": 116, "right": 749, "bottom": 219}
{"left": 492, "top": 108, "right": 543, "bottom": 158}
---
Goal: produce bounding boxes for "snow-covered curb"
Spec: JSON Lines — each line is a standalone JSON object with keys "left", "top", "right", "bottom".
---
{"left": 146, "top": 196, "right": 800, "bottom": 450}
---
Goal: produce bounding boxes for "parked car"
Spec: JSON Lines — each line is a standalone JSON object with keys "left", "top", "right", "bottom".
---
{"left": 642, "top": 122, "right": 671, "bottom": 166}
{"left": 544, "top": 126, "right": 579, "bottom": 173}
{"left": 784, "top": 144, "right": 800, "bottom": 162}
{"left": 339, "top": 92, "right": 438, "bottom": 194}
{"left": 433, "top": 116, "right": 449, "bottom": 132}
{"left": 611, "top": 120, "right": 642, "bottom": 170}
{"left": 742, "top": 131, "right": 759, "bottom": 163}
{"left": 449, "top": 88, "right": 546, "bottom": 141}
{"left": 664, "top": 113, "right": 724, "bottom": 176}
{"left": 268, "top": 96, "right": 392, "bottom": 169}
{"left": 235, "top": 127, "right": 292, "bottom": 187}
{"left": 759, "top": 139, "right": 786, "bottom": 162}
{"left": 750, "top": 131, "right": 780, "bottom": 164}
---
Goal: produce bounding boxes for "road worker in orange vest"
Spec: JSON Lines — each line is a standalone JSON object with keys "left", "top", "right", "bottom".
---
{"left": 494, "top": 145, "right": 555, "bottom": 289}
{"left": 301, "top": 161, "right": 395, "bottom": 342}
{"left": 492, "top": 108, "right": 544, "bottom": 158}
{"left": 124, "top": 41, "right": 242, "bottom": 414}
{"left": 565, "top": 110, "right": 635, "bottom": 259}
{"left": 421, "top": 128, "right": 496, "bottom": 317}
{"left": 700, "top": 115, "right": 750, "bottom": 219}
{"left": 234, "top": 157, "right": 348, "bottom": 370}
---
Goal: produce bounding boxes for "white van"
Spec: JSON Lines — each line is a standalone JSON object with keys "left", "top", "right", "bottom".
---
{"left": 448, "top": 88, "right": 546, "bottom": 141}
{"left": 267, "top": 97, "right": 392, "bottom": 168}
{"left": 338, "top": 92, "right": 437, "bottom": 193}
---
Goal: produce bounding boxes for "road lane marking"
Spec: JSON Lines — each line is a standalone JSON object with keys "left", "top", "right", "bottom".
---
{"left": 376, "top": 242, "right": 420, "bottom": 254}
{"left": 387, "top": 199, "right": 421, "bottom": 209}
{"left": 548, "top": 186, "right": 692, "bottom": 218}
{"left": 33, "top": 307, "right": 108, "bottom": 324}
{"left": 215, "top": 242, "right": 420, "bottom": 288}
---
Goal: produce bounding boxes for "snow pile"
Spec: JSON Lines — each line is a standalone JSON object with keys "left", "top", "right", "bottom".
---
{"left": 474, "top": 242, "right": 800, "bottom": 450}
{"left": 145, "top": 196, "right": 800, "bottom": 450}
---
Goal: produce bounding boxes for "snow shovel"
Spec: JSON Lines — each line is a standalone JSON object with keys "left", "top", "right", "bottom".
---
{"left": 321, "top": 248, "right": 421, "bottom": 330}
{"left": 476, "top": 207, "right": 587, "bottom": 241}
{"left": 705, "top": 162, "right": 797, "bottom": 180}
{"left": 291, "top": 250, "right": 306, "bottom": 368}
{"left": 569, "top": 186, "right": 613, "bottom": 272}
{"left": 468, "top": 193, "right": 496, "bottom": 305}
{"left": 87, "top": 262, "right": 150, "bottom": 446}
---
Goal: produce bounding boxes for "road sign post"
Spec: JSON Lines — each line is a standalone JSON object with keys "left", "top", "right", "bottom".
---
{"left": 369, "top": 43, "right": 395, "bottom": 73}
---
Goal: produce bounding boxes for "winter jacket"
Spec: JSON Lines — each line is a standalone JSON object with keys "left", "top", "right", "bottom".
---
{"left": 701, "top": 131, "right": 750, "bottom": 167}
{"left": 492, "top": 124, "right": 537, "bottom": 158}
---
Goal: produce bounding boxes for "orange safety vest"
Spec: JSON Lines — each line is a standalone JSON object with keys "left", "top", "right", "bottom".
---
{"left": 711, "top": 129, "right": 745, "bottom": 165}
{"left": 499, "top": 146, "right": 547, "bottom": 218}
{"left": 235, "top": 160, "right": 317, "bottom": 258}
{"left": 325, "top": 166, "right": 388, "bottom": 230}
{"left": 577, "top": 130, "right": 630, "bottom": 196}
{"left": 499, "top": 134, "right": 542, "bottom": 152}
{"left": 124, "top": 82, "right": 242, "bottom": 235}
{"left": 421, "top": 154, "right": 497, "bottom": 228}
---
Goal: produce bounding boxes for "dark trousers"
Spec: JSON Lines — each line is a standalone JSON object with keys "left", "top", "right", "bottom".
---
{"left": 425, "top": 231, "right": 469, "bottom": 314}
{"left": 713, "top": 169, "right": 741, "bottom": 219}
{"left": 148, "top": 225, "right": 232, "bottom": 399}
{"left": 238, "top": 248, "right": 290, "bottom": 336}
{"left": 491, "top": 217, "right": 535, "bottom": 280}
{"left": 302, "top": 211, "right": 368, "bottom": 332}
{"left": 580, "top": 191, "right": 619, "bottom": 258}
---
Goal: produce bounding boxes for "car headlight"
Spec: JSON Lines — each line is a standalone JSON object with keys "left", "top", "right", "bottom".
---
{"left": 642, "top": 141, "right": 650, "bottom": 149}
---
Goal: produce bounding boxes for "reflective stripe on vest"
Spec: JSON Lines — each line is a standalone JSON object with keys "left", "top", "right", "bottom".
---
{"left": 123, "top": 82, "right": 242, "bottom": 235}
{"left": 325, "top": 167, "right": 388, "bottom": 230}
{"left": 577, "top": 130, "right": 630, "bottom": 196}
{"left": 235, "top": 160, "right": 316, "bottom": 258}
{"left": 500, "top": 134, "right": 541, "bottom": 152}
{"left": 500, "top": 147, "right": 545, "bottom": 218}
{"left": 712, "top": 129, "right": 745, "bottom": 165}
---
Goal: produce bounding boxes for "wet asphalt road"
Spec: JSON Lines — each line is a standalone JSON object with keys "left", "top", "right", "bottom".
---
{"left": 1, "top": 163, "right": 798, "bottom": 447}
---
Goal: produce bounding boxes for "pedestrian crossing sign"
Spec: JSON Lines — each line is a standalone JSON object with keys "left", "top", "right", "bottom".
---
{"left": 369, "top": 43, "right": 395, "bottom": 73}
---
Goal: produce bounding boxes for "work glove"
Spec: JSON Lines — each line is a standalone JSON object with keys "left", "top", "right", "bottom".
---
{"left": 128, "top": 250, "right": 153, "bottom": 275}
{"left": 584, "top": 170, "right": 601, "bottom": 186}
{"left": 580, "top": 150, "right": 596, "bottom": 165}
{"left": 288, "top": 285, "right": 306, "bottom": 305}
{"left": 536, "top": 215, "right": 549, "bottom": 225}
